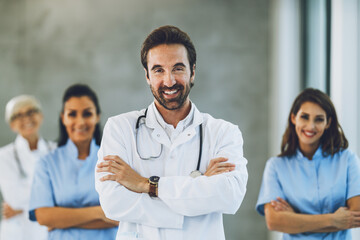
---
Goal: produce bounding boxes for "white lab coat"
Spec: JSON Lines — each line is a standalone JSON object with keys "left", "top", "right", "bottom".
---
{"left": 95, "top": 102, "right": 248, "bottom": 240}
{"left": 0, "top": 135, "right": 55, "bottom": 240}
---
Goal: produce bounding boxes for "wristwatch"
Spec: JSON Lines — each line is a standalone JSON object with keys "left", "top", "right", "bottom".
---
{"left": 148, "top": 176, "right": 160, "bottom": 198}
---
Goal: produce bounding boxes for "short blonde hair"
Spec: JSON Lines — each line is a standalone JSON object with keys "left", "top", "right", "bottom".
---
{"left": 5, "top": 95, "right": 42, "bottom": 123}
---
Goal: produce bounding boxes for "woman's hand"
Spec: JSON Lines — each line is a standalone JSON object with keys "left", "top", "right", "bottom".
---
{"left": 97, "top": 155, "right": 148, "bottom": 193}
{"left": 2, "top": 202, "right": 23, "bottom": 219}
{"left": 331, "top": 207, "right": 360, "bottom": 230}
{"left": 271, "top": 197, "right": 295, "bottom": 213}
{"left": 204, "top": 157, "right": 235, "bottom": 176}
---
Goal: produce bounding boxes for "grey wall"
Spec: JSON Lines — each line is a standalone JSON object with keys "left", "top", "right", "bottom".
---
{"left": 0, "top": 0, "right": 269, "bottom": 239}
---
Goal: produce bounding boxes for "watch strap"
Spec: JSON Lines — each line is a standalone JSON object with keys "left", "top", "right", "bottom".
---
{"left": 148, "top": 176, "right": 159, "bottom": 198}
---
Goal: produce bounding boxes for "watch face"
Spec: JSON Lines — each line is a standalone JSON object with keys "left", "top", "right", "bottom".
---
{"left": 149, "top": 176, "right": 160, "bottom": 183}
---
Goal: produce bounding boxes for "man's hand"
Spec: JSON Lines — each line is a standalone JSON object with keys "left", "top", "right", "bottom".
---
{"left": 204, "top": 157, "right": 235, "bottom": 176}
{"left": 2, "top": 202, "right": 23, "bottom": 219}
{"left": 271, "top": 197, "right": 295, "bottom": 212}
{"left": 97, "top": 155, "right": 149, "bottom": 193}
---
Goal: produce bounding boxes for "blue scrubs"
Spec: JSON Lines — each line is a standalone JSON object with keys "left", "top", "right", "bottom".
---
{"left": 29, "top": 139, "right": 117, "bottom": 240}
{"left": 256, "top": 147, "right": 360, "bottom": 240}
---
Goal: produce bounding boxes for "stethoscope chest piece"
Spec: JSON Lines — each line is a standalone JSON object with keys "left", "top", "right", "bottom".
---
{"left": 190, "top": 170, "right": 203, "bottom": 178}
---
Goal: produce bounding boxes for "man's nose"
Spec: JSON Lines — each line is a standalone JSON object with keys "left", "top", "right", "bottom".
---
{"left": 163, "top": 72, "right": 176, "bottom": 87}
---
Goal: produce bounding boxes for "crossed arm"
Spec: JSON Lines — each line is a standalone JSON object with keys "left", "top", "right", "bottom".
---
{"left": 2, "top": 201, "right": 118, "bottom": 230}
{"left": 264, "top": 196, "right": 360, "bottom": 234}
{"left": 97, "top": 155, "right": 236, "bottom": 194}
{"left": 34, "top": 206, "right": 118, "bottom": 229}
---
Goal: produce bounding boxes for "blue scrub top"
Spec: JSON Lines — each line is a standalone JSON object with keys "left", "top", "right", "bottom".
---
{"left": 29, "top": 139, "right": 117, "bottom": 240}
{"left": 256, "top": 147, "right": 360, "bottom": 240}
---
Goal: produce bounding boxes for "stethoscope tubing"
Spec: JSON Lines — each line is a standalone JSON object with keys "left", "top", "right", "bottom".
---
{"left": 13, "top": 140, "right": 51, "bottom": 179}
{"left": 135, "top": 108, "right": 203, "bottom": 171}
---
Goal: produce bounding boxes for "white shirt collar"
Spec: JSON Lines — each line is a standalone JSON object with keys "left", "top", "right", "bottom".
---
{"left": 15, "top": 134, "right": 48, "bottom": 154}
{"left": 152, "top": 101, "right": 195, "bottom": 132}
{"left": 145, "top": 101, "right": 203, "bottom": 142}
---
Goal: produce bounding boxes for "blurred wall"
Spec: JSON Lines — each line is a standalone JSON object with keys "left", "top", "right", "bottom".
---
{"left": 0, "top": 0, "right": 270, "bottom": 239}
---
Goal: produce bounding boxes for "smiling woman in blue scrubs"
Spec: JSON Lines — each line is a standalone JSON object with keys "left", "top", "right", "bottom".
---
{"left": 29, "top": 84, "right": 118, "bottom": 239}
{"left": 256, "top": 88, "right": 360, "bottom": 240}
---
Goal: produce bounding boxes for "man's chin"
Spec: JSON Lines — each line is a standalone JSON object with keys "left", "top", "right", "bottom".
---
{"left": 159, "top": 100, "right": 183, "bottom": 110}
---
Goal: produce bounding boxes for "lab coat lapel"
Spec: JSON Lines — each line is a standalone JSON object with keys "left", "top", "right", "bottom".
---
{"left": 145, "top": 104, "right": 171, "bottom": 148}
{"left": 171, "top": 106, "right": 204, "bottom": 150}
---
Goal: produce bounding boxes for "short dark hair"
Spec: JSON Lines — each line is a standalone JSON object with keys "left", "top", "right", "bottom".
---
{"left": 279, "top": 88, "right": 348, "bottom": 157}
{"left": 58, "top": 84, "right": 102, "bottom": 147}
{"left": 141, "top": 25, "right": 196, "bottom": 77}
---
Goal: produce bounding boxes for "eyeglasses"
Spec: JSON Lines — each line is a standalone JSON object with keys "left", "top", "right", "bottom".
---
{"left": 11, "top": 108, "right": 40, "bottom": 122}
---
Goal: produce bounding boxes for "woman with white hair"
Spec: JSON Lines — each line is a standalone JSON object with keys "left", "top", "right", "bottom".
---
{"left": 0, "top": 95, "right": 55, "bottom": 240}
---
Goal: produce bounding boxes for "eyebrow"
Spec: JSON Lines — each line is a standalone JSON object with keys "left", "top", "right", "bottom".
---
{"left": 173, "top": 62, "right": 186, "bottom": 68}
{"left": 66, "top": 107, "right": 94, "bottom": 111}
{"left": 150, "top": 62, "right": 186, "bottom": 71}
{"left": 300, "top": 112, "right": 325, "bottom": 117}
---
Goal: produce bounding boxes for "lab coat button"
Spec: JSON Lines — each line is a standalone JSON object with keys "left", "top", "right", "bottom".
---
{"left": 157, "top": 134, "right": 160, "bottom": 137}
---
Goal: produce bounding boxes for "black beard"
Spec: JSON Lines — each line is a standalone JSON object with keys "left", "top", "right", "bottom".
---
{"left": 151, "top": 83, "right": 191, "bottom": 110}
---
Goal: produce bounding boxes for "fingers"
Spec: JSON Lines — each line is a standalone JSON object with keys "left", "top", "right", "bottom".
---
{"left": 204, "top": 159, "right": 235, "bottom": 176}
{"left": 103, "top": 155, "right": 124, "bottom": 163}
{"left": 97, "top": 155, "right": 128, "bottom": 174}
{"left": 276, "top": 197, "right": 291, "bottom": 207}
{"left": 100, "top": 174, "right": 118, "bottom": 182}
{"left": 97, "top": 161, "right": 121, "bottom": 173}
{"left": 352, "top": 211, "right": 360, "bottom": 217}
{"left": 209, "top": 157, "right": 229, "bottom": 164}
{"left": 271, "top": 198, "right": 292, "bottom": 212}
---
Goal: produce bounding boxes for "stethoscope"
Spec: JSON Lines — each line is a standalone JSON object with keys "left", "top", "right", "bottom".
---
{"left": 13, "top": 140, "right": 51, "bottom": 179}
{"left": 135, "top": 109, "right": 203, "bottom": 177}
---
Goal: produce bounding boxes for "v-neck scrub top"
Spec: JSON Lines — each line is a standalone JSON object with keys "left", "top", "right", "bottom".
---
{"left": 29, "top": 139, "right": 117, "bottom": 240}
{"left": 256, "top": 147, "right": 360, "bottom": 240}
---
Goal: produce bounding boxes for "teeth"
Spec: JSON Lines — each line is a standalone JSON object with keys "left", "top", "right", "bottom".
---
{"left": 303, "top": 131, "right": 315, "bottom": 137}
{"left": 164, "top": 90, "right": 178, "bottom": 95}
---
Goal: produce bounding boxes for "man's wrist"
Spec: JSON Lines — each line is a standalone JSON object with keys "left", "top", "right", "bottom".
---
{"left": 140, "top": 177, "right": 150, "bottom": 193}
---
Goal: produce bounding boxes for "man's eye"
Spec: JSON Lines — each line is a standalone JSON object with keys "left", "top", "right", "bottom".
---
{"left": 154, "top": 69, "right": 163, "bottom": 73}
{"left": 300, "top": 115, "right": 308, "bottom": 120}
{"left": 315, "top": 118, "right": 324, "bottom": 122}
{"left": 174, "top": 67, "right": 184, "bottom": 71}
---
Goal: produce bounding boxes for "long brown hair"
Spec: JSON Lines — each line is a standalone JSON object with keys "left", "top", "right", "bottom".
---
{"left": 279, "top": 88, "right": 348, "bottom": 157}
{"left": 58, "top": 84, "right": 102, "bottom": 147}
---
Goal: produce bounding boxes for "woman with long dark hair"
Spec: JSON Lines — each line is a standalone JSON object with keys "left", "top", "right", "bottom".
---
{"left": 29, "top": 84, "right": 117, "bottom": 239}
{"left": 256, "top": 88, "right": 360, "bottom": 239}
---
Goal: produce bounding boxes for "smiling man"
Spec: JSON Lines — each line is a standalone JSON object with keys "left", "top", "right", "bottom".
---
{"left": 95, "top": 25, "right": 248, "bottom": 240}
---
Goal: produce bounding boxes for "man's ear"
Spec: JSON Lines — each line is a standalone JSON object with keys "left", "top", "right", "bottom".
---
{"left": 190, "top": 64, "right": 196, "bottom": 83}
{"left": 145, "top": 68, "right": 150, "bottom": 85}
